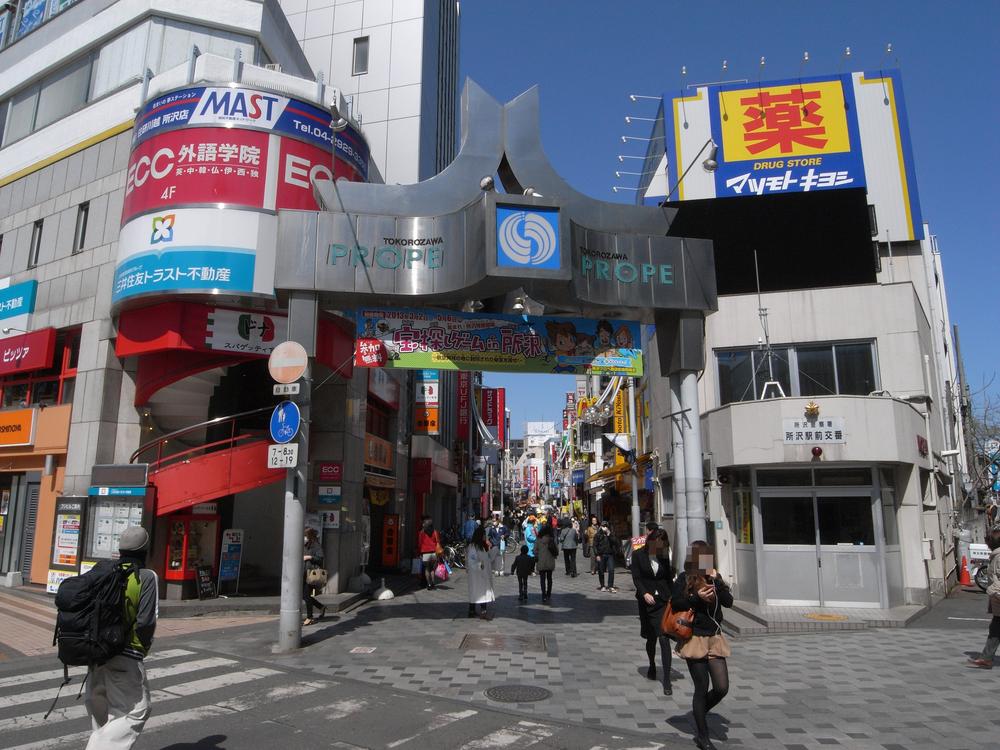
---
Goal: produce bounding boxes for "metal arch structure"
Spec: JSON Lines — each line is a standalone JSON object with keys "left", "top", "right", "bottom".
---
{"left": 279, "top": 78, "right": 717, "bottom": 330}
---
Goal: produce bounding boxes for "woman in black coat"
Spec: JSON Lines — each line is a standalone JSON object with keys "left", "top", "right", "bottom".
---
{"left": 671, "top": 540, "right": 734, "bottom": 750}
{"left": 631, "top": 528, "right": 675, "bottom": 695}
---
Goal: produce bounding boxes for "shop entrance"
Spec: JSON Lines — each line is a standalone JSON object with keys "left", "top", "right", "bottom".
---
{"left": 759, "top": 487, "right": 882, "bottom": 607}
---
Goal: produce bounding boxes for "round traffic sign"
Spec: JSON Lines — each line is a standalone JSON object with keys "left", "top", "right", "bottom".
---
{"left": 268, "top": 341, "right": 308, "bottom": 384}
{"left": 270, "top": 401, "right": 301, "bottom": 444}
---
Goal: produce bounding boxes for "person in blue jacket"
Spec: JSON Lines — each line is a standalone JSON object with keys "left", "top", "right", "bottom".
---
{"left": 523, "top": 515, "right": 538, "bottom": 558}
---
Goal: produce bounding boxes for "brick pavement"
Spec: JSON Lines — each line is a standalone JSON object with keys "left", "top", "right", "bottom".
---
{"left": 182, "top": 565, "right": 999, "bottom": 750}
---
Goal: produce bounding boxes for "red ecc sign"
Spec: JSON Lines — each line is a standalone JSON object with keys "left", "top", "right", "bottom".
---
{"left": 0, "top": 328, "right": 57, "bottom": 377}
{"left": 317, "top": 462, "right": 343, "bottom": 482}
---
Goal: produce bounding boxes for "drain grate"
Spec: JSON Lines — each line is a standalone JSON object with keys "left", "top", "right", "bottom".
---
{"left": 484, "top": 684, "right": 553, "bottom": 703}
{"left": 460, "top": 634, "right": 546, "bottom": 652}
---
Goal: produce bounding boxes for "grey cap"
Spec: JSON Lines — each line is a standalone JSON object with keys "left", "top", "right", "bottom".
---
{"left": 118, "top": 526, "right": 150, "bottom": 552}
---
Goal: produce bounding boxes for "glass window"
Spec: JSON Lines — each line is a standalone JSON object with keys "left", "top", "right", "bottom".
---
{"left": 4, "top": 85, "right": 39, "bottom": 145}
{"left": 717, "top": 350, "right": 753, "bottom": 404}
{"left": 814, "top": 468, "right": 872, "bottom": 486}
{"left": 3, "top": 383, "right": 28, "bottom": 408}
{"left": 761, "top": 496, "right": 815, "bottom": 544}
{"left": 797, "top": 346, "right": 836, "bottom": 396}
{"left": 756, "top": 469, "right": 813, "bottom": 487}
{"left": 835, "top": 342, "right": 877, "bottom": 395}
{"left": 28, "top": 220, "right": 43, "bottom": 268}
{"left": 0, "top": 100, "right": 7, "bottom": 144}
{"left": 754, "top": 347, "right": 791, "bottom": 398}
{"left": 35, "top": 54, "right": 92, "bottom": 129}
{"left": 352, "top": 36, "right": 369, "bottom": 75}
{"left": 156, "top": 20, "right": 254, "bottom": 75}
{"left": 73, "top": 202, "right": 89, "bottom": 252}
{"left": 31, "top": 379, "right": 58, "bottom": 405}
{"left": 91, "top": 21, "right": 150, "bottom": 99}
{"left": 59, "top": 377, "right": 75, "bottom": 404}
{"left": 817, "top": 496, "right": 875, "bottom": 545}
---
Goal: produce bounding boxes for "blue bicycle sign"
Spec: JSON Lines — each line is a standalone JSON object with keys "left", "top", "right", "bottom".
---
{"left": 270, "top": 401, "right": 301, "bottom": 444}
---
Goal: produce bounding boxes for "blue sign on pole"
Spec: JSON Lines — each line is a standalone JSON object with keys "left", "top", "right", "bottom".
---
{"left": 993, "top": 479, "right": 1000, "bottom": 493}
{"left": 270, "top": 401, "right": 301, "bottom": 444}
{"left": 989, "top": 463, "right": 999, "bottom": 478}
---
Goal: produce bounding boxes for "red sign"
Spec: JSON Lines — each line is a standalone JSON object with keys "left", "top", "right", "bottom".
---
{"left": 317, "top": 462, "right": 343, "bottom": 482}
{"left": 529, "top": 466, "right": 538, "bottom": 493}
{"left": 121, "top": 128, "right": 364, "bottom": 225}
{"left": 482, "top": 388, "right": 498, "bottom": 426}
{"left": 457, "top": 371, "right": 471, "bottom": 441}
{"left": 496, "top": 387, "right": 506, "bottom": 447}
{"left": 0, "top": 328, "right": 56, "bottom": 377}
{"left": 123, "top": 128, "right": 269, "bottom": 222}
{"left": 355, "top": 339, "right": 387, "bottom": 367}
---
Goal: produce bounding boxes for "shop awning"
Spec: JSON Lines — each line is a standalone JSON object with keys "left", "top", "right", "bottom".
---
{"left": 585, "top": 463, "right": 630, "bottom": 485}
{"left": 364, "top": 472, "right": 396, "bottom": 488}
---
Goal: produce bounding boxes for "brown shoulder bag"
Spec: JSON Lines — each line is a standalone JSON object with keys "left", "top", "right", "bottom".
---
{"left": 661, "top": 601, "right": 695, "bottom": 640}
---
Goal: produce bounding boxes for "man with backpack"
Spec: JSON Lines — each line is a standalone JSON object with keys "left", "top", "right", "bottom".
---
{"left": 65, "top": 526, "right": 158, "bottom": 749}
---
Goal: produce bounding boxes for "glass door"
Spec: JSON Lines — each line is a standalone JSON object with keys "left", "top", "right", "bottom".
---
{"left": 816, "top": 490, "right": 882, "bottom": 606}
{"left": 759, "top": 493, "right": 821, "bottom": 605}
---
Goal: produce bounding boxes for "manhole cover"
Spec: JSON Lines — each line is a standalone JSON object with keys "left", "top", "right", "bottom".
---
{"left": 484, "top": 684, "right": 552, "bottom": 703}
{"left": 460, "top": 634, "right": 546, "bottom": 652}
{"left": 804, "top": 613, "right": 849, "bottom": 622}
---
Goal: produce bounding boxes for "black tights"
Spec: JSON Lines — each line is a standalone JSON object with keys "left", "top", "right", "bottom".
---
{"left": 645, "top": 634, "right": 673, "bottom": 685}
{"left": 686, "top": 657, "right": 729, "bottom": 739}
{"left": 539, "top": 570, "right": 553, "bottom": 598}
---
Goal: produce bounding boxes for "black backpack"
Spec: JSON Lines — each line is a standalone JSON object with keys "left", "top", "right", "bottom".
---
{"left": 53, "top": 559, "right": 137, "bottom": 668}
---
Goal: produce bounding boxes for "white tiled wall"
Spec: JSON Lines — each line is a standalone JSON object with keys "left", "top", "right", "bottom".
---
{"left": 277, "top": 0, "right": 451, "bottom": 184}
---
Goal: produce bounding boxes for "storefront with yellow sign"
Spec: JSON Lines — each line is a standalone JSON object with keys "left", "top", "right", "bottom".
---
{"left": 0, "top": 405, "right": 72, "bottom": 587}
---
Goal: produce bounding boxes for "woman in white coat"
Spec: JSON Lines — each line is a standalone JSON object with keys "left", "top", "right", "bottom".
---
{"left": 467, "top": 525, "right": 495, "bottom": 618}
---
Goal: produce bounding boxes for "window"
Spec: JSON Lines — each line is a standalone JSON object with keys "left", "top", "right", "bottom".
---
{"left": 34, "top": 54, "right": 92, "bottom": 129}
{"left": 73, "top": 202, "right": 89, "bottom": 253}
{"left": 352, "top": 36, "right": 369, "bottom": 75}
{"left": 5, "top": 85, "right": 39, "bottom": 145}
{"left": 0, "top": 328, "right": 79, "bottom": 407}
{"left": 28, "top": 219, "right": 43, "bottom": 268}
{"left": 366, "top": 401, "right": 390, "bottom": 439}
{"left": 715, "top": 341, "right": 877, "bottom": 405}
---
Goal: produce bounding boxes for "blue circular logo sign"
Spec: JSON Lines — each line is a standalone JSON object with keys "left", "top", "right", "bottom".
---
{"left": 496, "top": 207, "right": 560, "bottom": 269}
{"left": 270, "top": 401, "right": 301, "bottom": 444}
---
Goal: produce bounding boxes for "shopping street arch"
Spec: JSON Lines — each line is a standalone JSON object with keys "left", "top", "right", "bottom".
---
{"left": 272, "top": 80, "right": 718, "bottom": 647}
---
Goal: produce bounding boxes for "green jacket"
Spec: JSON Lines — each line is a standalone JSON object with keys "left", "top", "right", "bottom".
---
{"left": 121, "top": 561, "right": 158, "bottom": 660}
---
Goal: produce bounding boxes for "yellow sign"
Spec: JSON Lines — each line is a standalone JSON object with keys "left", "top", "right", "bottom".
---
{"left": 613, "top": 391, "right": 628, "bottom": 435}
{"left": 804, "top": 613, "right": 849, "bottom": 622}
{"left": 0, "top": 408, "right": 36, "bottom": 447}
{"left": 719, "top": 80, "right": 851, "bottom": 162}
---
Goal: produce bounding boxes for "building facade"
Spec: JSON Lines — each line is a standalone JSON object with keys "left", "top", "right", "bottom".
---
{"left": 0, "top": 0, "right": 458, "bottom": 595}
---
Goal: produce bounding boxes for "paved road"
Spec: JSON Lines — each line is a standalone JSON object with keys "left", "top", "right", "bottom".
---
{"left": 2, "top": 572, "right": 997, "bottom": 749}
{"left": 0, "top": 642, "right": 666, "bottom": 749}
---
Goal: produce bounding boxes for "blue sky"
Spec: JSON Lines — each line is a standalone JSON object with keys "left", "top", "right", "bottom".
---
{"left": 461, "top": 1, "right": 999, "bottom": 437}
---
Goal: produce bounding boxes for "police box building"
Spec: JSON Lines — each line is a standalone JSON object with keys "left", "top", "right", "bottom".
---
{"left": 635, "top": 69, "right": 969, "bottom": 611}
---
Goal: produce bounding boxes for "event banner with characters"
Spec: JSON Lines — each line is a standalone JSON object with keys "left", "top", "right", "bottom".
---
{"left": 354, "top": 308, "right": 643, "bottom": 376}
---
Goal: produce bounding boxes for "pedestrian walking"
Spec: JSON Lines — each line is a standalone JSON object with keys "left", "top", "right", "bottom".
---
{"left": 487, "top": 516, "right": 509, "bottom": 576}
{"left": 584, "top": 514, "right": 599, "bottom": 575}
{"left": 594, "top": 519, "right": 619, "bottom": 592}
{"left": 558, "top": 517, "right": 580, "bottom": 576}
{"left": 523, "top": 515, "right": 538, "bottom": 559}
{"left": 463, "top": 513, "right": 479, "bottom": 541}
{"left": 534, "top": 525, "right": 558, "bottom": 602}
{"left": 416, "top": 516, "right": 442, "bottom": 591}
{"left": 968, "top": 527, "right": 1000, "bottom": 668}
{"left": 671, "top": 540, "right": 734, "bottom": 750}
{"left": 631, "top": 528, "right": 675, "bottom": 695}
{"left": 83, "top": 527, "right": 158, "bottom": 750}
{"left": 511, "top": 545, "right": 535, "bottom": 602}
{"left": 302, "top": 527, "right": 326, "bottom": 625}
{"left": 466, "top": 526, "right": 495, "bottom": 618}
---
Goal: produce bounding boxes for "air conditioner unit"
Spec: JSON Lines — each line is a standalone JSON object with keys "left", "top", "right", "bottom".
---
{"left": 264, "top": 63, "right": 282, "bottom": 72}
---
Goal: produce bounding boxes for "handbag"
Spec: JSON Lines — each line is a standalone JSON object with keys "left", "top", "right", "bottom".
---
{"left": 434, "top": 561, "right": 449, "bottom": 581}
{"left": 660, "top": 601, "right": 695, "bottom": 640}
{"left": 306, "top": 567, "right": 328, "bottom": 588}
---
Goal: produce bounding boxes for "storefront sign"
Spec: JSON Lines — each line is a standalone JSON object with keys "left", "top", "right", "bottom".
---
{"left": 317, "top": 462, "right": 343, "bottom": 482}
{"left": 0, "top": 280, "right": 37, "bottom": 320}
{"left": 218, "top": 528, "right": 244, "bottom": 583}
{"left": 87, "top": 486, "right": 147, "bottom": 496}
{"left": 368, "top": 368, "right": 400, "bottom": 408}
{"left": 318, "top": 485, "right": 342, "bottom": 505}
{"left": 51, "top": 507, "right": 82, "bottom": 566}
{"left": 413, "top": 370, "right": 440, "bottom": 436}
{"left": 0, "top": 408, "right": 37, "bottom": 447}
{"left": 121, "top": 127, "right": 353, "bottom": 224}
{"left": 320, "top": 510, "right": 340, "bottom": 529}
{"left": 112, "top": 208, "right": 276, "bottom": 305}
{"left": 0, "top": 327, "right": 56, "bottom": 377}
{"left": 457, "top": 371, "right": 471, "bottom": 441}
{"left": 133, "top": 86, "right": 369, "bottom": 180}
{"left": 782, "top": 417, "right": 846, "bottom": 444}
{"left": 613, "top": 390, "right": 628, "bottom": 435}
{"left": 355, "top": 308, "right": 643, "bottom": 376}
{"left": 364, "top": 434, "right": 394, "bottom": 471}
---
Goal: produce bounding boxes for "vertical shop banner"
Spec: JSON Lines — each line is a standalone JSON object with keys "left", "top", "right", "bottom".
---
{"left": 496, "top": 388, "right": 506, "bottom": 447}
{"left": 456, "top": 370, "right": 471, "bottom": 441}
{"left": 612, "top": 389, "right": 628, "bottom": 435}
{"left": 355, "top": 308, "right": 643, "bottom": 376}
{"left": 218, "top": 528, "right": 244, "bottom": 583}
{"left": 413, "top": 370, "right": 440, "bottom": 435}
